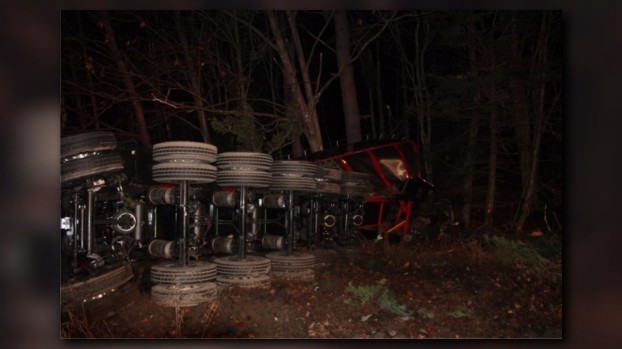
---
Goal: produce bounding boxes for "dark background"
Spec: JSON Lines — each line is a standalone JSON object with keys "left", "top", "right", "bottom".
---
{"left": 0, "top": 0, "right": 620, "bottom": 348}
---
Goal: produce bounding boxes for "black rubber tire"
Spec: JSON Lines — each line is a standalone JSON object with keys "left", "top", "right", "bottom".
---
{"left": 341, "top": 184, "right": 373, "bottom": 197}
{"left": 271, "top": 160, "right": 318, "bottom": 177}
{"left": 61, "top": 131, "right": 117, "bottom": 159}
{"left": 269, "top": 177, "right": 317, "bottom": 192}
{"left": 266, "top": 252, "right": 315, "bottom": 272}
{"left": 317, "top": 168, "right": 343, "bottom": 181}
{"left": 61, "top": 263, "right": 134, "bottom": 303}
{"left": 151, "top": 262, "right": 217, "bottom": 285}
{"left": 65, "top": 278, "right": 141, "bottom": 322}
{"left": 62, "top": 278, "right": 141, "bottom": 323}
{"left": 214, "top": 255, "right": 272, "bottom": 289}
{"left": 151, "top": 282, "right": 218, "bottom": 307}
{"left": 61, "top": 152, "right": 124, "bottom": 185}
{"left": 267, "top": 252, "right": 315, "bottom": 281}
{"left": 152, "top": 141, "right": 217, "bottom": 163}
{"left": 216, "top": 152, "right": 273, "bottom": 171}
{"left": 340, "top": 171, "right": 373, "bottom": 197}
{"left": 316, "top": 182, "right": 341, "bottom": 194}
{"left": 341, "top": 171, "right": 370, "bottom": 182}
{"left": 61, "top": 263, "right": 137, "bottom": 321}
{"left": 215, "top": 274, "right": 271, "bottom": 289}
{"left": 271, "top": 269, "right": 315, "bottom": 281}
{"left": 214, "top": 255, "right": 271, "bottom": 276}
{"left": 152, "top": 162, "right": 217, "bottom": 183}
{"left": 216, "top": 170, "right": 272, "bottom": 188}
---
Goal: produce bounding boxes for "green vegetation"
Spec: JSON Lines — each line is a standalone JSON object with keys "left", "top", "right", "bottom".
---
{"left": 448, "top": 306, "right": 473, "bottom": 319}
{"left": 344, "top": 283, "right": 413, "bottom": 320}
{"left": 482, "top": 235, "right": 550, "bottom": 273}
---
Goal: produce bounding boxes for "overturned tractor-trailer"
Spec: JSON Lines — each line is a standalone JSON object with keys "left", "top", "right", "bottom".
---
{"left": 60, "top": 131, "right": 447, "bottom": 318}
{"left": 309, "top": 140, "right": 438, "bottom": 244}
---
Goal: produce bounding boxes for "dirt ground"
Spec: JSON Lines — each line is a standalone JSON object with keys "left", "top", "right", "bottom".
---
{"left": 61, "top": 234, "right": 563, "bottom": 339}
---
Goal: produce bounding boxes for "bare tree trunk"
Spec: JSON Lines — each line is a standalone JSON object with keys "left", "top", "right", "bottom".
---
{"left": 284, "top": 11, "right": 321, "bottom": 156}
{"left": 509, "top": 12, "right": 532, "bottom": 198}
{"left": 286, "top": 11, "right": 318, "bottom": 121}
{"left": 283, "top": 82, "right": 305, "bottom": 158}
{"left": 292, "top": 131, "right": 304, "bottom": 158}
{"left": 462, "top": 88, "right": 481, "bottom": 229}
{"left": 360, "top": 47, "right": 377, "bottom": 139}
{"left": 516, "top": 123, "right": 542, "bottom": 231}
{"left": 515, "top": 12, "right": 552, "bottom": 232}
{"left": 512, "top": 82, "right": 531, "bottom": 186}
{"left": 389, "top": 13, "right": 431, "bottom": 173}
{"left": 174, "top": 11, "right": 211, "bottom": 144}
{"left": 375, "top": 43, "right": 385, "bottom": 138}
{"left": 484, "top": 39, "right": 498, "bottom": 231}
{"left": 101, "top": 11, "right": 151, "bottom": 149}
{"left": 413, "top": 14, "right": 433, "bottom": 180}
{"left": 484, "top": 94, "right": 498, "bottom": 231}
{"left": 401, "top": 60, "right": 410, "bottom": 140}
{"left": 367, "top": 78, "right": 376, "bottom": 139}
{"left": 462, "top": 17, "right": 484, "bottom": 230}
{"left": 335, "top": 10, "right": 362, "bottom": 148}
{"left": 232, "top": 13, "right": 258, "bottom": 151}
{"left": 267, "top": 11, "right": 323, "bottom": 153}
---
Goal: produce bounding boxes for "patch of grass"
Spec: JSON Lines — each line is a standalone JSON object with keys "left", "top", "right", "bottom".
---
{"left": 482, "top": 235, "right": 550, "bottom": 273}
{"left": 448, "top": 305, "right": 473, "bottom": 318}
{"left": 377, "top": 288, "right": 412, "bottom": 320}
{"left": 343, "top": 283, "right": 383, "bottom": 305}
{"left": 344, "top": 283, "right": 413, "bottom": 320}
{"left": 416, "top": 308, "right": 435, "bottom": 319}
{"left": 521, "top": 234, "right": 562, "bottom": 259}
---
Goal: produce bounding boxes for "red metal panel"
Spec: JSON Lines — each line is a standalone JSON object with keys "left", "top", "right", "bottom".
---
{"left": 337, "top": 156, "right": 353, "bottom": 172}
{"left": 310, "top": 141, "right": 426, "bottom": 238}
{"left": 392, "top": 143, "right": 413, "bottom": 178}
{"left": 314, "top": 140, "right": 418, "bottom": 163}
{"left": 366, "top": 149, "right": 393, "bottom": 189}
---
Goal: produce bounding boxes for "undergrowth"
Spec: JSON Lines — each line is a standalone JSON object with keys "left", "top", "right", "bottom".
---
{"left": 343, "top": 283, "right": 412, "bottom": 320}
{"left": 482, "top": 235, "right": 550, "bottom": 273}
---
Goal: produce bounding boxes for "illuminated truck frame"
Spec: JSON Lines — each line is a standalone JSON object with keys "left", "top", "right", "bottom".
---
{"left": 311, "top": 140, "right": 434, "bottom": 240}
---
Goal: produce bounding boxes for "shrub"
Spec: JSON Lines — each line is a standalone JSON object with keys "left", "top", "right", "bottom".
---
{"left": 344, "top": 283, "right": 413, "bottom": 320}
{"left": 482, "top": 235, "right": 550, "bottom": 273}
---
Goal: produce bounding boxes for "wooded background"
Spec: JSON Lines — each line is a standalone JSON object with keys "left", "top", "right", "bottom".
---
{"left": 61, "top": 10, "right": 562, "bottom": 233}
